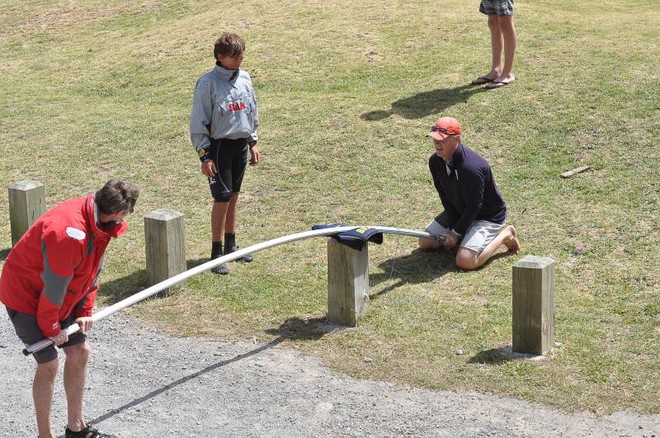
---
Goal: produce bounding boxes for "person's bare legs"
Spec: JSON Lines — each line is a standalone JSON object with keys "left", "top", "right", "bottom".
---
{"left": 455, "top": 225, "right": 520, "bottom": 270}
{"left": 63, "top": 342, "right": 91, "bottom": 434}
{"left": 473, "top": 15, "right": 504, "bottom": 83}
{"left": 34, "top": 358, "right": 59, "bottom": 438}
{"left": 487, "top": 15, "right": 504, "bottom": 79}
{"left": 211, "top": 200, "right": 231, "bottom": 273}
{"left": 493, "top": 15, "right": 516, "bottom": 83}
{"left": 211, "top": 201, "right": 230, "bottom": 242}
{"left": 223, "top": 192, "right": 254, "bottom": 262}
{"left": 224, "top": 193, "right": 239, "bottom": 234}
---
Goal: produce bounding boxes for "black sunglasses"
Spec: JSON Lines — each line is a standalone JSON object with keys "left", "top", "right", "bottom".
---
{"left": 431, "top": 126, "right": 451, "bottom": 134}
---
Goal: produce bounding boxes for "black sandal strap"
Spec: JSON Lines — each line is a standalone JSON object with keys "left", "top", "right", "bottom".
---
{"left": 66, "top": 424, "right": 111, "bottom": 438}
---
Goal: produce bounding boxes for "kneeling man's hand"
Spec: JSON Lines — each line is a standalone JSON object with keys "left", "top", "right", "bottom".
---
{"left": 444, "top": 234, "right": 459, "bottom": 249}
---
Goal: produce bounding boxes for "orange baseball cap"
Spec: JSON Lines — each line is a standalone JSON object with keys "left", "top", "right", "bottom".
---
{"left": 429, "top": 116, "right": 462, "bottom": 140}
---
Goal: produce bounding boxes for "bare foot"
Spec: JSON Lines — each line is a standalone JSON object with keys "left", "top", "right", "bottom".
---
{"left": 492, "top": 73, "right": 516, "bottom": 84}
{"left": 503, "top": 225, "right": 521, "bottom": 253}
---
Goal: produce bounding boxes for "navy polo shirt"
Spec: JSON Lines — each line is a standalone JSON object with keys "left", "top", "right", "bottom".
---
{"left": 428, "top": 143, "right": 506, "bottom": 236}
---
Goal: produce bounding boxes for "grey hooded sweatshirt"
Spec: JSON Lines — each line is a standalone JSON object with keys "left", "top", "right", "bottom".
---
{"left": 190, "top": 64, "right": 259, "bottom": 153}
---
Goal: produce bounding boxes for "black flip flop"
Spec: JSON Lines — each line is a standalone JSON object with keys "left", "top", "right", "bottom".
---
{"left": 470, "top": 76, "right": 494, "bottom": 85}
{"left": 485, "top": 80, "right": 514, "bottom": 89}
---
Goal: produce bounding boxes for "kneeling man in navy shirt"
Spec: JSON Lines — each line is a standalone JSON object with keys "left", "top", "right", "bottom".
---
{"left": 419, "top": 116, "right": 520, "bottom": 270}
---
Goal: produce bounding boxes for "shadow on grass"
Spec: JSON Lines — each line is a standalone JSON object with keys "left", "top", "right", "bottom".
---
{"left": 370, "top": 248, "right": 458, "bottom": 300}
{"left": 468, "top": 346, "right": 514, "bottom": 365}
{"left": 186, "top": 257, "right": 209, "bottom": 269}
{"left": 0, "top": 247, "right": 10, "bottom": 262}
{"left": 265, "top": 316, "right": 341, "bottom": 342}
{"left": 468, "top": 345, "right": 544, "bottom": 365}
{"left": 361, "top": 84, "right": 489, "bottom": 121}
{"left": 96, "top": 257, "right": 215, "bottom": 305}
{"left": 97, "top": 269, "right": 148, "bottom": 304}
{"left": 480, "top": 250, "right": 517, "bottom": 268}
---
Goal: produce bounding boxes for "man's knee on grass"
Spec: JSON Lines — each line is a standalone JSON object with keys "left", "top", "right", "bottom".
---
{"left": 455, "top": 248, "right": 481, "bottom": 271}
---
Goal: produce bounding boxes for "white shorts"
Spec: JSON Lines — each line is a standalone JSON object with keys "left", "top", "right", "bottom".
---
{"left": 426, "top": 219, "right": 505, "bottom": 253}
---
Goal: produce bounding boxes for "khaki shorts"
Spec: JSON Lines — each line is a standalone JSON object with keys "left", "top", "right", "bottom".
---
{"left": 426, "top": 219, "right": 505, "bottom": 253}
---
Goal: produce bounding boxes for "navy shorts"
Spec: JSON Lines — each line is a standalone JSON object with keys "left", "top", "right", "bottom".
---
{"left": 480, "top": 0, "right": 514, "bottom": 16}
{"left": 6, "top": 307, "right": 86, "bottom": 364}
{"left": 208, "top": 138, "right": 249, "bottom": 202}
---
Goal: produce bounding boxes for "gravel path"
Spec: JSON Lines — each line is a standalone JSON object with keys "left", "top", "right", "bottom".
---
{"left": 1, "top": 313, "right": 658, "bottom": 438}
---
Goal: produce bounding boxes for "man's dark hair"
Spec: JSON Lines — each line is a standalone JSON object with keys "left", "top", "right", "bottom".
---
{"left": 213, "top": 32, "right": 245, "bottom": 59}
{"left": 94, "top": 179, "right": 140, "bottom": 214}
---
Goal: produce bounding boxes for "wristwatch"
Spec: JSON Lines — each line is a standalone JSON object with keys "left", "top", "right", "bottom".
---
{"left": 198, "top": 148, "right": 211, "bottom": 162}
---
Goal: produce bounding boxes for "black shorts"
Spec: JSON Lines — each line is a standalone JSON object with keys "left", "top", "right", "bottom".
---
{"left": 5, "top": 307, "right": 86, "bottom": 364}
{"left": 208, "top": 138, "right": 249, "bottom": 202}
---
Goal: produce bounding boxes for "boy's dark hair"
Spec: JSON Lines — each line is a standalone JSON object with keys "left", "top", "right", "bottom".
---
{"left": 213, "top": 32, "right": 245, "bottom": 60}
{"left": 94, "top": 179, "right": 140, "bottom": 214}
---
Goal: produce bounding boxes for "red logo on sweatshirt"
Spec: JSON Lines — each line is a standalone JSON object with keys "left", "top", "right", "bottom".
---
{"left": 228, "top": 101, "right": 246, "bottom": 112}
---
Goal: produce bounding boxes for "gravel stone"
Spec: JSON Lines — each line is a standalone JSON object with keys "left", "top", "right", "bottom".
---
{"left": 1, "top": 313, "right": 658, "bottom": 437}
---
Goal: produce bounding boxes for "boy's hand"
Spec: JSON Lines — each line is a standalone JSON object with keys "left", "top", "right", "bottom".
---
{"left": 201, "top": 160, "right": 217, "bottom": 177}
{"left": 249, "top": 145, "right": 260, "bottom": 166}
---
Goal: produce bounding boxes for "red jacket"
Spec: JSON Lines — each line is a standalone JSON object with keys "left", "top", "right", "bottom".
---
{"left": 0, "top": 195, "right": 127, "bottom": 338}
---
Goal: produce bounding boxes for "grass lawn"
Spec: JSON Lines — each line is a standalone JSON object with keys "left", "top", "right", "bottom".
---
{"left": 0, "top": 0, "right": 658, "bottom": 415}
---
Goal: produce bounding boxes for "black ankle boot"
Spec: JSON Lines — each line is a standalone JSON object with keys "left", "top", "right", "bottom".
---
{"left": 210, "top": 241, "right": 229, "bottom": 275}
{"left": 224, "top": 233, "right": 254, "bottom": 262}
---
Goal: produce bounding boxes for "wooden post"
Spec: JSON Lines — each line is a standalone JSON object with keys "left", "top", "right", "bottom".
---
{"left": 8, "top": 180, "right": 46, "bottom": 246}
{"left": 144, "top": 209, "right": 186, "bottom": 296}
{"left": 512, "top": 255, "right": 555, "bottom": 355}
{"left": 327, "top": 239, "right": 369, "bottom": 327}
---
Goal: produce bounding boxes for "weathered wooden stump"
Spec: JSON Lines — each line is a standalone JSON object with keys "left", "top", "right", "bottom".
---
{"left": 9, "top": 180, "right": 46, "bottom": 246}
{"left": 326, "top": 238, "right": 370, "bottom": 327}
{"left": 512, "top": 255, "right": 555, "bottom": 355}
{"left": 144, "top": 209, "right": 186, "bottom": 296}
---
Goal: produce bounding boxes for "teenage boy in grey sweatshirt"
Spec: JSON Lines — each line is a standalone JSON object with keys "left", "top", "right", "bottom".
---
{"left": 190, "top": 32, "right": 261, "bottom": 275}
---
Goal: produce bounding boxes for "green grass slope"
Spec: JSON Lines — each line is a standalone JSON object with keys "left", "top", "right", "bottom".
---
{"left": 0, "top": 0, "right": 658, "bottom": 414}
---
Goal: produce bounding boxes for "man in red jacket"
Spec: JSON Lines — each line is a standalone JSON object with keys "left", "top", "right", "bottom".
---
{"left": 1, "top": 179, "right": 139, "bottom": 438}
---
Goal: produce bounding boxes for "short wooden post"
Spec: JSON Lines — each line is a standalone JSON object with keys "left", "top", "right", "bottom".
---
{"left": 327, "top": 239, "right": 370, "bottom": 327}
{"left": 144, "top": 209, "right": 186, "bottom": 296}
{"left": 9, "top": 180, "right": 47, "bottom": 246}
{"left": 512, "top": 255, "right": 555, "bottom": 355}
